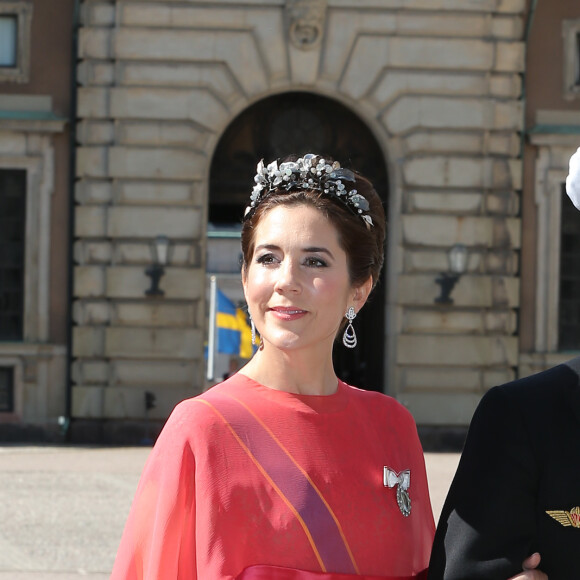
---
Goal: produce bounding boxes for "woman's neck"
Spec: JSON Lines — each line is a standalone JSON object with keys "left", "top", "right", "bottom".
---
{"left": 239, "top": 345, "right": 338, "bottom": 396}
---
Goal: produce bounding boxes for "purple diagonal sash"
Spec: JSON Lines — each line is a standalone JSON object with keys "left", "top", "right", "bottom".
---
{"left": 198, "top": 394, "right": 358, "bottom": 575}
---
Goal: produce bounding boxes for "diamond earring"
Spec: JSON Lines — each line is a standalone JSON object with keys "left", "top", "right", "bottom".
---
{"left": 250, "top": 315, "right": 257, "bottom": 345}
{"left": 343, "top": 307, "right": 357, "bottom": 348}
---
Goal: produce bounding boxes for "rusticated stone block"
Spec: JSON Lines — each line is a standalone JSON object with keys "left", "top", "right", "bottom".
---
{"left": 402, "top": 215, "right": 491, "bottom": 246}
{"left": 486, "top": 191, "right": 520, "bottom": 215}
{"left": 489, "top": 74, "right": 522, "bottom": 98}
{"left": 119, "top": 61, "right": 243, "bottom": 106}
{"left": 403, "top": 309, "right": 484, "bottom": 335}
{"left": 78, "top": 62, "right": 115, "bottom": 86}
{"left": 389, "top": 37, "right": 493, "bottom": 70}
{"left": 385, "top": 97, "right": 520, "bottom": 134}
{"left": 72, "top": 386, "right": 105, "bottom": 419}
{"left": 75, "top": 180, "right": 113, "bottom": 204}
{"left": 74, "top": 241, "right": 112, "bottom": 265}
{"left": 373, "top": 71, "right": 486, "bottom": 110}
{"left": 106, "top": 266, "right": 204, "bottom": 300}
{"left": 114, "top": 181, "right": 199, "bottom": 205}
{"left": 72, "top": 326, "right": 105, "bottom": 358}
{"left": 119, "top": 121, "right": 208, "bottom": 148}
{"left": 78, "top": 28, "right": 112, "bottom": 59}
{"left": 491, "top": 217, "right": 521, "bottom": 248}
{"left": 494, "top": 41, "right": 525, "bottom": 72}
{"left": 496, "top": 0, "right": 526, "bottom": 13}
{"left": 109, "top": 241, "right": 199, "bottom": 267}
{"left": 401, "top": 366, "right": 481, "bottom": 391}
{"left": 72, "top": 359, "right": 110, "bottom": 385}
{"left": 491, "top": 16, "right": 524, "bottom": 39}
{"left": 405, "top": 133, "right": 483, "bottom": 156}
{"left": 73, "top": 300, "right": 110, "bottom": 325}
{"left": 107, "top": 206, "right": 202, "bottom": 238}
{"left": 107, "top": 146, "right": 204, "bottom": 181}
{"left": 110, "top": 86, "right": 228, "bottom": 128}
{"left": 404, "top": 156, "right": 517, "bottom": 189}
{"left": 103, "top": 386, "right": 197, "bottom": 420}
{"left": 482, "top": 368, "right": 516, "bottom": 388}
{"left": 397, "top": 13, "right": 488, "bottom": 37}
{"left": 113, "top": 29, "right": 268, "bottom": 96}
{"left": 485, "top": 250, "right": 519, "bottom": 275}
{"left": 75, "top": 206, "right": 107, "bottom": 238}
{"left": 398, "top": 392, "right": 483, "bottom": 426}
{"left": 409, "top": 191, "right": 483, "bottom": 214}
{"left": 81, "top": 3, "right": 116, "bottom": 27}
{"left": 111, "top": 302, "right": 197, "bottom": 327}
{"left": 76, "top": 121, "right": 115, "bottom": 145}
{"left": 104, "top": 327, "right": 202, "bottom": 359}
{"left": 77, "top": 88, "right": 109, "bottom": 119}
{"left": 397, "top": 334, "right": 518, "bottom": 367}
{"left": 402, "top": 215, "right": 521, "bottom": 249}
{"left": 398, "top": 274, "right": 493, "bottom": 307}
{"left": 76, "top": 147, "right": 108, "bottom": 178}
{"left": 484, "top": 310, "right": 518, "bottom": 334}
{"left": 111, "top": 360, "right": 198, "bottom": 386}
{"left": 74, "top": 266, "right": 106, "bottom": 298}
{"left": 404, "top": 249, "right": 482, "bottom": 274}
{"left": 491, "top": 276, "right": 520, "bottom": 307}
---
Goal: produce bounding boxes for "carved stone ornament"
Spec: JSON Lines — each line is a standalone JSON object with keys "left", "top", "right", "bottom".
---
{"left": 285, "top": 0, "right": 327, "bottom": 50}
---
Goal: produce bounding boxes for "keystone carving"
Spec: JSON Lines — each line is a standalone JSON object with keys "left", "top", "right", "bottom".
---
{"left": 286, "top": 0, "right": 327, "bottom": 50}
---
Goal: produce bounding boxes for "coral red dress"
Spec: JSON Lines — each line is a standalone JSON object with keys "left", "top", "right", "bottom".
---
{"left": 111, "top": 374, "right": 434, "bottom": 579}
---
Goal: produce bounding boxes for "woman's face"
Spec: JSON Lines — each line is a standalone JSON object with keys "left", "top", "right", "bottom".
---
{"left": 242, "top": 204, "right": 368, "bottom": 353}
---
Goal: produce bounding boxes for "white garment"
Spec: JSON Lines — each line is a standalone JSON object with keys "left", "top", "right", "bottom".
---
{"left": 566, "top": 146, "right": 580, "bottom": 210}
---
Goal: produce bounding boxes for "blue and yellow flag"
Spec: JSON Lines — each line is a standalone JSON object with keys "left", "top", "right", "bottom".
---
{"left": 216, "top": 289, "right": 254, "bottom": 359}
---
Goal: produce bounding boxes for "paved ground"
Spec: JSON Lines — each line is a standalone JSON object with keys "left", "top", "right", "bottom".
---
{"left": 0, "top": 445, "right": 460, "bottom": 579}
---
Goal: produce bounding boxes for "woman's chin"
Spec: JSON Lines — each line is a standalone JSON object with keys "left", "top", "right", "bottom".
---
{"left": 260, "top": 332, "right": 307, "bottom": 352}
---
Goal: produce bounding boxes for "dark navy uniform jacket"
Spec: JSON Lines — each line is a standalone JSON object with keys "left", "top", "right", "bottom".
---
{"left": 428, "top": 356, "right": 580, "bottom": 580}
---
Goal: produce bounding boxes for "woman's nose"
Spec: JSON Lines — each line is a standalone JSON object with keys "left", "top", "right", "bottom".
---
{"left": 274, "top": 260, "right": 301, "bottom": 293}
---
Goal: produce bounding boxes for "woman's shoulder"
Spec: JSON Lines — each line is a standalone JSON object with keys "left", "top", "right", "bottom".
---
{"left": 168, "top": 375, "right": 246, "bottom": 425}
{"left": 147, "top": 377, "right": 252, "bottom": 456}
{"left": 342, "top": 382, "right": 416, "bottom": 425}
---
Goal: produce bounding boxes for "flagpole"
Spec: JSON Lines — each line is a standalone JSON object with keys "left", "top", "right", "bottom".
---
{"left": 207, "top": 275, "right": 217, "bottom": 382}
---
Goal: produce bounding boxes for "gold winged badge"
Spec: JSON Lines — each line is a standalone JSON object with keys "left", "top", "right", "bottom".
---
{"left": 546, "top": 506, "right": 580, "bottom": 528}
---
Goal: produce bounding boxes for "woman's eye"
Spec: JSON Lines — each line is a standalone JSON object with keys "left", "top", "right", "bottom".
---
{"left": 256, "top": 253, "right": 278, "bottom": 265}
{"left": 305, "top": 257, "right": 327, "bottom": 268}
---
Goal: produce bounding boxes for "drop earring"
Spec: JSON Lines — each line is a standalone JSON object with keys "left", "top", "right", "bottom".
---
{"left": 250, "top": 315, "right": 257, "bottom": 345}
{"left": 343, "top": 307, "right": 357, "bottom": 349}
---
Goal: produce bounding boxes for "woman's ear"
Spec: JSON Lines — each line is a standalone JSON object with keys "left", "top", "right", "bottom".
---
{"left": 353, "top": 276, "right": 373, "bottom": 312}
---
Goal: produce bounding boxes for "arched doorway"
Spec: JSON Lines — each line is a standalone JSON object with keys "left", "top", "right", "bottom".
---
{"left": 209, "top": 92, "right": 388, "bottom": 392}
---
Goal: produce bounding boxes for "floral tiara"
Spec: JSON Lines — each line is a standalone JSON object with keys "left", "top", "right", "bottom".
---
{"left": 244, "top": 153, "right": 374, "bottom": 229}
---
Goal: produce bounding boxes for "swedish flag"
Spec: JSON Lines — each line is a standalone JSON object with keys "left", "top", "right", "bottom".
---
{"left": 216, "top": 289, "right": 254, "bottom": 359}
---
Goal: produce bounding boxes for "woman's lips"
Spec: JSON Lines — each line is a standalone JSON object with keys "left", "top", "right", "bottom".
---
{"left": 269, "top": 307, "right": 308, "bottom": 321}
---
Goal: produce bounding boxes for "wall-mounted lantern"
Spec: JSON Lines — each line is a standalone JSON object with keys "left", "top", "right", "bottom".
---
{"left": 145, "top": 235, "right": 170, "bottom": 297}
{"left": 435, "top": 243, "right": 468, "bottom": 305}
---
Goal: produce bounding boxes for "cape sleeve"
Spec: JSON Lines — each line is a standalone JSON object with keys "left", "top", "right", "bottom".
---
{"left": 111, "top": 402, "right": 197, "bottom": 580}
{"left": 428, "top": 386, "right": 538, "bottom": 580}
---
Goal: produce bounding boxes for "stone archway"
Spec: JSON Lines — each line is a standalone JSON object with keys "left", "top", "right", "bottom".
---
{"left": 209, "top": 92, "right": 388, "bottom": 391}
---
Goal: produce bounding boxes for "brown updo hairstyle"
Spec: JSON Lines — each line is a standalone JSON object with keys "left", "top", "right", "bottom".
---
{"left": 241, "top": 154, "right": 386, "bottom": 293}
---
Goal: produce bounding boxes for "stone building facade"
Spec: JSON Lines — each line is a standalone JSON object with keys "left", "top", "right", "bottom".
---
{"left": 70, "top": 0, "right": 532, "bottom": 441}
{"left": 3, "top": 0, "right": 579, "bottom": 442}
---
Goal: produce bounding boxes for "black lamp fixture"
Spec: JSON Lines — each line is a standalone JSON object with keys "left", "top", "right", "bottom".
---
{"left": 435, "top": 243, "right": 468, "bottom": 305}
{"left": 145, "top": 235, "right": 170, "bottom": 297}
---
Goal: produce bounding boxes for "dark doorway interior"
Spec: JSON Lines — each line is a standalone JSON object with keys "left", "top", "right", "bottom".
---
{"left": 0, "top": 169, "right": 26, "bottom": 341}
{"left": 209, "top": 92, "right": 389, "bottom": 392}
